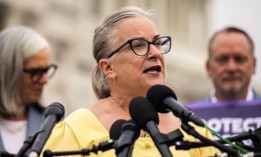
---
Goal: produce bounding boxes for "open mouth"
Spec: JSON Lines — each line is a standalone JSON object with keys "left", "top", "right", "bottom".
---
{"left": 143, "top": 65, "right": 161, "bottom": 73}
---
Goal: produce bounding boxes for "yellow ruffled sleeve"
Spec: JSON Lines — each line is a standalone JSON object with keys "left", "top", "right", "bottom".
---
{"left": 41, "top": 108, "right": 116, "bottom": 157}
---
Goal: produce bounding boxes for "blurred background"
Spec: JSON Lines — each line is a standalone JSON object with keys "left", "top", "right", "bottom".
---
{"left": 0, "top": 0, "right": 260, "bottom": 116}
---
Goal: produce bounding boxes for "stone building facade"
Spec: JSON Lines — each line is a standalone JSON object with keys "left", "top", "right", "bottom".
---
{"left": 0, "top": 0, "right": 212, "bottom": 115}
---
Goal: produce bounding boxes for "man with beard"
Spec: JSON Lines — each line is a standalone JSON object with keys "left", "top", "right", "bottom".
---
{"left": 187, "top": 26, "right": 261, "bottom": 147}
{"left": 205, "top": 26, "right": 260, "bottom": 102}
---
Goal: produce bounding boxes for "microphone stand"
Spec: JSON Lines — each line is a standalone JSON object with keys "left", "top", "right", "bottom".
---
{"left": 116, "top": 140, "right": 134, "bottom": 157}
{"left": 44, "top": 129, "right": 184, "bottom": 157}
{"left": 252, "top": 127, "right": 261, "bottom": 153}
{"left": 44, "top": 149, "right": 91, "bottom": 157}
{"left": 181, "top": 121, "right": 239, "bottom": 157}
{"left": 158, "top": 129, "right": 184, "bottom": 147}
{"left": 0, "top": 131, "right": 42, "bottom": 157}
{"left": 0, "top": 151, "right": 15, "bottom": 157}
{"left": 16, "top": 131, "right": 43, "bottom": 157}
{"left": 175, "top": 140, "right": 254, "bottom": 151}
{"left": 177, "top": 126, "right": 261, "bottom": 154}
{"left": 43, "top": 139, "right": 115, "bottom": 157}
{"left": 174, "top": 130, "right": 256, "bottom": 151}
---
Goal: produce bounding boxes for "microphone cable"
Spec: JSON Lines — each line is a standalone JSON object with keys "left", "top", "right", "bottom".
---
{"left": 204, "top": 125, "right": 249, "bottom": 154}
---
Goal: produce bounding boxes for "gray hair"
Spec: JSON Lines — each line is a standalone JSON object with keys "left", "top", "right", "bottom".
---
{"left": 92, "top": 6, "right": 154, "bottom": 100}
{"left": 0, "top": 26, "right": 50, "bottom": 116}
{"left": 208, "top": 26, "right": 255, "bottom": 57}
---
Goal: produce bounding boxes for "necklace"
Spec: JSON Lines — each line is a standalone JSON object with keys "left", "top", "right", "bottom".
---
{"left": 110, "top": 96, "right": 150, "bottom": 137}
{"left": 0, "top": 118, "right": 27, "bottom": 134}
{"left": 110, "top": 96, "right": 129, "bottom": 112}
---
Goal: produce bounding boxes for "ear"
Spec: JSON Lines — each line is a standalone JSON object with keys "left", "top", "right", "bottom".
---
{"left": 98, "top": 59, "right": 115, "bottom": 78}
{"left": 252, "top": 57, "right": 257, "bottom": 74}
{"left": 206, "top": 59, "right": 212, "bottom": 78}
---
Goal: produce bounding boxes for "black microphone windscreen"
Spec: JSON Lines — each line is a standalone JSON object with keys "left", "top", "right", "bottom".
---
{"left": 44, "top": 102, "right": 65, "bottom": 121}
{"left": 129, "top": 96, "right": 159, "bottom": 131}
{"left": 110, "top": 119, "right": 127, "bottom": 140}
{"left": 147, "top": 84, "right": 177, "bottom": 113}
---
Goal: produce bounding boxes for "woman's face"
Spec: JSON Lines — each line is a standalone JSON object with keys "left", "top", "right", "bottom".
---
{"left": 20, "top": 48, "right": 51, "bottom": 105}
{"left": 108, "top": 16, "right": 166, "bottom": 96}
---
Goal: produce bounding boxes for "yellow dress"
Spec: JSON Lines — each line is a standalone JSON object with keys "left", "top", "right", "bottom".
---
{"left": 42, "top": 108, "right": 220, "bottom": 157}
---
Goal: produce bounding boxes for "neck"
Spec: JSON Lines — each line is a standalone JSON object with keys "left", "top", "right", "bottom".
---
{"left": 110, "top": 96, "right": 129, "bottom": 112}
{"left": 215, "top": 90, "right": 248, "bottom": 101}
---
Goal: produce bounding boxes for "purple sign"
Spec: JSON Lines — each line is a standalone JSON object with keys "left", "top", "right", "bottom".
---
{"left": 186, "top": 100, "right": 261, "bottom": 138}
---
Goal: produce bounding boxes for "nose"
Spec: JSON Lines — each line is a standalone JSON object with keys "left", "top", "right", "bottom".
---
{"left": 226, "top": 58, "right": 238, "bottom": 71}
{"left": 147, "top": 44, "right": 162, "bottom": 59}
{"left": 38, "top": 73, "right": 48, "bottom": 84}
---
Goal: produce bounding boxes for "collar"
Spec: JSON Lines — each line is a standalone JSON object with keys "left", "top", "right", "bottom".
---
{"left": 210, "top": 88, "right": 254, "bottom": 103}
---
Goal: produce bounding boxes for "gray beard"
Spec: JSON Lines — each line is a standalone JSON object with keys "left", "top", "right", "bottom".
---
{"left": 220, "top": 84, "right": 244, "bottom": 100}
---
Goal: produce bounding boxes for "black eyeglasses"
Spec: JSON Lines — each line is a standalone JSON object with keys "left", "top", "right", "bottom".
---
{"left": 23, "top": 64, "right": 58, "bottom": 83}
{"left": 107, "top": 36, "right": 171, "bottom": 58}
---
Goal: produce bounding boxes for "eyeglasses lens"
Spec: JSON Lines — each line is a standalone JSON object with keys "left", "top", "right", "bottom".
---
{"left": 28, "top": 65, "right": 57, "bottom": 82}
{"left": 131, "top": 37, "right": 171, "bottom": 56}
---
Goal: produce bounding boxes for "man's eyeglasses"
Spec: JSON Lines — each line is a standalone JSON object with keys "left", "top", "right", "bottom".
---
{"left": 107, "top": 36, "right": 171, "bottom": 58}
{"left": 23, "top": 64, "right": 58, "bottom": 83}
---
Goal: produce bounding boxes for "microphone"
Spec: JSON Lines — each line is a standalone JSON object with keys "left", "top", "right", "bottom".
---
{"left": 109, "top": 119, "right": 140, "bottom": 157}
{"left": 110, "top": 119, "right": 127, "bottom": 140}
{"left": 146, "top": 85, "right": 241, "bottom": 155}
{"left": 147, "top": 84, "right": 205, "bottom": 127}
{"left": 25, "top": 102, "right": 65, "bottom": 157}
{"left": 129, "top": 96, "right": 173, "bottom": 157}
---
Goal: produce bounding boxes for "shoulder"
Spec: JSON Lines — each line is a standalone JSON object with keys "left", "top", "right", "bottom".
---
{"left": 26, "top": 103, "right": 46, "bottom": 136}
{"left": 59, "top": 108, "right": 108, "bottom": 141}
{"left": 44, "top": 108, "right": 109, "bottom": 151}
{"left": 27, "top": 103, "right": 45, "bottom": 121}
{"left": 194, "top": 96, "right": 212, "bottom": 104}
{"left": 253, "top": 89, "right": 261, "bottom": 99}
{"left": 63, "top": 108, "right": 104, "bottom": 132}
